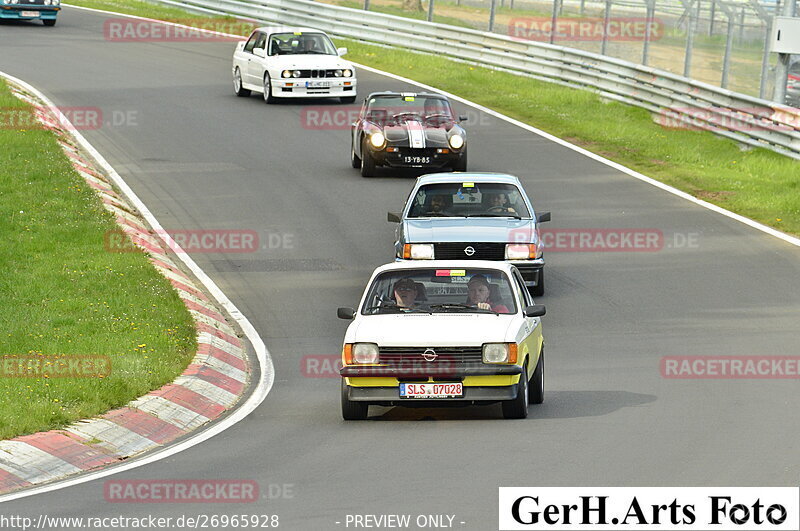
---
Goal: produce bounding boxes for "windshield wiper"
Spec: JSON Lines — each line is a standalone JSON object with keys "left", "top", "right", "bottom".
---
{"left": 428, "top": 303, "right": 497, "bottom": 315}
{"left": 466, "top": 213, "right": 523, "bottom": 220}
{"left": 363, "top": 304, "right": 430, "bottom": 314}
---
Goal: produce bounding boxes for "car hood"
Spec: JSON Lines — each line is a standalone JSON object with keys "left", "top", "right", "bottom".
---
{"left": 347, "top": 314, "right": 516, "bottom": 345}
{"left": 268, "top": 54, "right": 352, "bottom": 70}
{"left": 382, "top": 120, "right": 453, "bottom": 148}
{"left": 404, "top": 218, "right": 534, "bottom": 243}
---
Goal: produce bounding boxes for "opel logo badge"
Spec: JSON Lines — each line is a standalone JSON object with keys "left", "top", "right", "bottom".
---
{"left": 422, "top": 348, "right": 438, "bottom": 362}
{"left": 464, "top": 246, "right": 475, "bottom": 256}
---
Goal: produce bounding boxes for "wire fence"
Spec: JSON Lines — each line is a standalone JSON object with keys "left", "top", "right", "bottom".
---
{"left": 318, "top": 0, "right": 799, "bottom": 103}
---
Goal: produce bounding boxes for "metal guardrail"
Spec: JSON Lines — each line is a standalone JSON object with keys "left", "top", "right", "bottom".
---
{"left": 152, "top": 0, "right": 800, "bottom": 159}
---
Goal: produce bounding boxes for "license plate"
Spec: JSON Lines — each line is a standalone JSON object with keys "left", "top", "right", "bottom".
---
{"left": 21, "top": 11, "right": 40, "bottom": 17}
{"left": 400, "top": 382, "right": 463, "bottom": 399}
{"left": 403, "top": 156, "right": 431, "bottom": 164}
{"left": 305, "top": 81, "right": 331, "bottom": 88}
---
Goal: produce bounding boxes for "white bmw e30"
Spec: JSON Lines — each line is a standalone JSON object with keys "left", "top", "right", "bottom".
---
{"left": 337, "top": 260, "right": 546, "bottom": 420}
{"left": 232, "top": 26, "right": 357, "bottom": 103}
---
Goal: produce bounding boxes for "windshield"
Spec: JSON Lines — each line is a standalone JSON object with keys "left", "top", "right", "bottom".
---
{"left": 361, "top": 268, "right": 517, "bottom": 315}
{"left": 365, "top": 95, "right": 454, "bottom": 126}
{"left": 406, "top": 182, "right": 531, "bottom": 218}
{"left": 268, "top": 32, "right": 337, "bottom": 55}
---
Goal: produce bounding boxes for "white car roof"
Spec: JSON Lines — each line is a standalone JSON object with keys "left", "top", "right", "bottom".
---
{"left": 416, "top": 172, "right": 523, "bottom": 186}
{"left": 254, "top": 26, "right": 328, "bottom": 36}
{"left": 372, "top": 260, "right": 517, "bottom": 276}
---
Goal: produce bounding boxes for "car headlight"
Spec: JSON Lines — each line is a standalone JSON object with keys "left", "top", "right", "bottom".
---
{"left": 292, "top": 70, "right": 301, "bottom": 78}
{"left": 343, "top": 69, "right": 353, "bottom": 77}
{"left": 483, "top": 343, "right": 518, "bottom": 364}
{"left": 352, "top": 343, "right": 379, "bottom": 364}
{"left": 281, "top": 70, "right": 292, "bottom": 78}
{"left": 334, "top": 69, "right": 343, "bottom": 77}
{"left": 402, "top": 243, "right": 434, "bottom": 260}
{"left": 448, "top": 134, "right": 464, "bottom": 149}
{"left": 369, "top": 132, "right": 386, "bottom": 149}
{"left": 505, "top": 243, "right": 538, "bottom": 260}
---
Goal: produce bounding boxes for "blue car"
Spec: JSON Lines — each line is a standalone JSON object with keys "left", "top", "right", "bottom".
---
{"left": 388, "top": 173, "right": 550, "bottom": 296}
{"left": 1, "top": 0, "right": 60, "bottom": 26}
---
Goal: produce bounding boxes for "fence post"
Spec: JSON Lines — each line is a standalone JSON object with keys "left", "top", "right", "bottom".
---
{"left": 718, "top": 2, "right": 735, "bottom": 88}
{"left": 682, "top": 0, "right": 697, "bottom": 77}
{"left": 489, "top": 0, "right": 498, "bottom": 32}
{"left": 427, "top": 0, "right": 434, "bottom": 22}
{"left": 709, "top": 0, "right": 716, "bottom": 35}
{"left": 747, "top": 0, "right": 771, "bottom": 98}
{"left": 550, "top": 0, "right": 563, "bottom": 44}
{"left": 642, "top": 0, "right": 656, "bottom": 65}
{"left": 364, "top": 0, "right": 369, "bottom": 10}
{"left": 737, "top": 6, "right": 745, "bottom": 41}
{"left": 601, "top": 0, "right": 612, "bottom": 55}
{"left": 580, "top": 0, "right": 586, "bottom": 15}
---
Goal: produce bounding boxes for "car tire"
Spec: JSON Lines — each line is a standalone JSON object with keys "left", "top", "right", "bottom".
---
{"left": 341, "top": 96, "right": 357, "bottom": 104}
{"left": 528, "top": 348, "right": 544, "bottom": 404}
{"left": 43, "top": 19, "right": 57, "bottom": 26}
{"left": 263, "top": 73, "right": 276, "bottom": 104}
{"left": 233, "top": 68, "right": 251, "bottom": 98}
{"left": 360, "top": 138, "right": 376, "bottom": 177}
{"left": 341, "top": 380, "right": 368, "bottom": 420}
{"left": 531, "top": 269, "right": 544, "bottom": 297}
{"left": 502, "top": 361, "right": 529, "bottom": 419}
{"left": 452, "top": 147, "right": 467, "bottom": 172}
{"left": 350, "top": 136, "right": 361, "bottom": 168}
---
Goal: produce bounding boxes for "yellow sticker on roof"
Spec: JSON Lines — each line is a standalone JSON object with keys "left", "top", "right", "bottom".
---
{"left": 404, "top": 96, "right": 415, "bottom": 102}
{"left": 294, "top": 31, "right": 302, "bottom": 35}
{"left": 462, "top": 182, "right": 474, "bottom": 188}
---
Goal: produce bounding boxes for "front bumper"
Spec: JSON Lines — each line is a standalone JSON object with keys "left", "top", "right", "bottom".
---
{"left": 370, "top": 147, "right": 465, "bottom": 169}
{"left": 340, "top": 365, "right": 522, "bottom": 378}
{"left": 0, "top": 6, "right": 59, "bottom": 19}
{"left": 510, "top": 258, "right": 545, "bottom": 287}
{"left": 272, "top": 78, "right": 355, "bottom": 98}
{"left": 344, "top": 383, "right": 519, "bottom": 405}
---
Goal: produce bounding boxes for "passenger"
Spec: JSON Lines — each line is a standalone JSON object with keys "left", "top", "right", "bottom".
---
{"left": 426, "top": 194, "right": 452, "bottom": 215}
{"left": 467, "top": 275, "right": 510, "bottom": 313}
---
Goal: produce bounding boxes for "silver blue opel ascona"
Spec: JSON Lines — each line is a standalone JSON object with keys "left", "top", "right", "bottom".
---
{"left": 388, "top": 173, "right": 550, "bottom": 296}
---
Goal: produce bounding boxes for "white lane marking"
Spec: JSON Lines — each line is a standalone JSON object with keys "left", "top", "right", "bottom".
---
{"left": 0, "top": 69, "right": 273, "bottom": 503}
{"left": 128, "top": 396, "right": 211, "bottom": 432}
{"left": 197, "top": 332, "right": 248, "bottom": 360}
{"left": 195, "top": 353, "right": 248, "bottom": 384}
{"left": 0, "top": 442, "right": 83, "bottom": 484}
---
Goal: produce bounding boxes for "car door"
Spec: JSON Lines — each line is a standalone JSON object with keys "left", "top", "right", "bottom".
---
{"left": 352, "top": 99, "right": 367, "bottom": 158}
{"left": 247, "top": 32, "right": 268, "bottom": 87}
{"left": 239, "top": 31, "right": 260, "bottom": 87}
{"left": 512, "top": 269, "right": 542, "bottom": 377}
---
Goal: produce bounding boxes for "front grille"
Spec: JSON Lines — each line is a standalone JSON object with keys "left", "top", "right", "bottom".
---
{"left": 433, "top": 242, "right": 505, "bottom": 260}
{"left": 296, "top": 69, "right": 338, "bottom": 78}
{"left": 379, "top": 346, "right": 483, "bottom": 366}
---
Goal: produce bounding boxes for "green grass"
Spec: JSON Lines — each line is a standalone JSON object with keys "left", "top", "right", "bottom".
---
{"left": 0, "top": 80, "right": 197, "bottom": 439}
{"left": 67, "top": 0, "right": 800, "bottom": 236}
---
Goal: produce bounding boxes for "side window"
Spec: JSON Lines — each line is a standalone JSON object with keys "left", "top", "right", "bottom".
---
{"left": 244, "top": 32, "right": 259, "bottom": 53}
{"left": 512, "top": 271, "right": 531, "bottom": 309}
{"left": 254, "top": 33, "right": 267, "bottom": 51}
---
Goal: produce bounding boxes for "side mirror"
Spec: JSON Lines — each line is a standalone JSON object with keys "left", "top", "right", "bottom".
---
{"left": 253, "top": 47, "right": 266, "bottom": 58}
{"left": 536, "top": 211, "right": 551, "bottom": 223}
{"left": 337, "top": 47, "right": 348, "bottom": 56}
{"left": 458, "top": 115, "right": 468, "bottom": 122}
{"left": 524, "top": 305, "right": 546, "bottom": 317}
{"left": 387, "top": 212, "right": 401, "bottom": 223}
{"left": 337, "top": 307, "right": 356, "bottom": 320}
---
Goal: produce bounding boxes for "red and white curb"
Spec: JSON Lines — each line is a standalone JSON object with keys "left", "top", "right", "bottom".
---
{"left": 0, "top": 79, "right": 271, "bottom": 497}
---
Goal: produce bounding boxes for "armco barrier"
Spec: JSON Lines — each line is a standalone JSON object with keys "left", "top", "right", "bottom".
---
{"left": 149, "top": 0, "right": 800, "bottom": 160}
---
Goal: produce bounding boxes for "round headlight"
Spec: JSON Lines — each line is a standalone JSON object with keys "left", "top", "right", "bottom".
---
{"left": 281, "top": 70, "right": 292, "bottom": 78}
{"left": 369, "top": 132, "right": 386, "bottom": 149}
{"left": 483, "top": 343, "right": 509, "bottom": 364}
{"left": 343, "top": 69, "right": 353, "bottom": 77}
{"left": 44, "top": 0, "right": 50, "bottom": 4}
{"left": 353, "top": 343, "right": 379, "bottom": 364}
{"left": 334, "top": 70, "right": 343, "bottom": 77}
{"left": 449, "top": 134, "right": 464, "bottom": 149}
{"left": 292, "top": 70, "right": 301, "bottom": 78}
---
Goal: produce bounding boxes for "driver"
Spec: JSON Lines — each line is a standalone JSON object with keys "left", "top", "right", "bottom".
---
{"left": 426, "top": 194, "right": 452, "bottom": 215}
{"left": 467, "top": 275, "right": 509, "bottom": 313}
{"left": 486, "top": 193, "right": 517, "bottom": 215}
{"left": 392, "top": 277, "right": 419, "bottom": 308}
